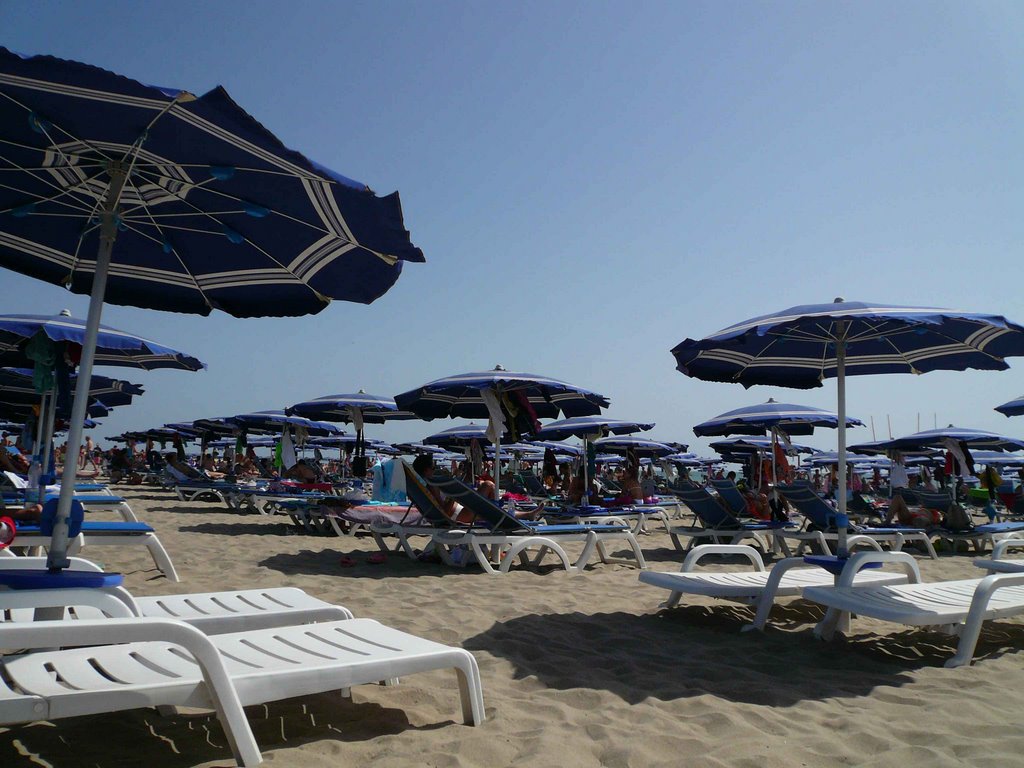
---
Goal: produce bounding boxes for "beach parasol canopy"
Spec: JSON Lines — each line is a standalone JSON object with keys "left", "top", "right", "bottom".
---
{"left": 228, "top": 410, "right": 341, "bottom": 437}
{"left": 0, "top": 48, "right": 425, "bottom": 572}
{"left": 592, "top": 436, "right": 677, "bottom": 458}
{"left": 397, "top": 367, "right": 609, "bottom": 497}
{"left": 286, "top": 391, "right": 416, "bottom": 425}
{"left": 673, "top": 297, "right": 1024, "bottom": 555}
{"left": 995, "top": 396, "right": 1024, "bottom": 418}
{"left": 0, "top": 311, "right": 204, "bottom": 371}
{"left": 692, "top": 398, "right": 863, "bottom": 437}
{"left": 862, "top": 426, "right": 1024, "bottom": 454}
{"left": 534, "top": 416, "right": 654, "bottom": 441}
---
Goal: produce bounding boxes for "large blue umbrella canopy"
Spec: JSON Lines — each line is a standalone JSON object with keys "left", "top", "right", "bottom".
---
{"left": 865, "top": 426, "right": 1024, "bottom": 453}
{"left": 286, "top": 391, "right": 416, "bottom": 424}
{"left": 395, "top": 367, "right": 609, "bottom": 422}
{"left": 0, "top": 48, "right": 423, "bottom": 317}
{"left": 523, "top": 440, "right": 584, "bottom": 457}
{"left": 392, "top": 441, "right": 447, "bottom": 455}
{"left": 693, "top": 398, "right": 863, "bottom": 437}
{"left": 592, "top": 436, "right": 678, "bottom": 458}
{"left": 534, "top": 416, "right": 653, "bottom": 441}
{"left": 673, "top": 297, "right": 1024, "bottom": 555}
{"left": 995, "top": 396, "right": 1024, "bottom": 418}
{"left": 0, "top": 368, "right": 144, "bottom": 407}
{"left": 0, "top": 48, "right": 424, "bottom": 571}
{"left": 0, "top": 312, "right": 204, "bottom": 371}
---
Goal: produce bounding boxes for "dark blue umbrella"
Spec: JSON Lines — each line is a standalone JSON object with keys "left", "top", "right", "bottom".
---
{"left": 592, "top": 436, "right": 676, "bottom": 458}
{"left": 673, "top": 297, "right": 1024, "bottom": 555}
{"left": 693, "top": 398, "right": 863, "bottom": 437}
{"left": 995, "top": 396, "right": 1024, "bottom": 418}
{"left": 534, "top": 416, "right": 654, "bottom": 441}
{"left": 0, "top": 48, "right": 424, "bottom": 570}
{"left": 392, "top": 442, "right": 447, "bottom": 455}
{"left": 867, "top": 426, "right": 1024, "bottom": 453}
{"left": 396, "top": 366, "right": 609, "bottom": 497}
{"left": 523, "top": 440, "right": 584, "bottom": 457}
{"left": 229, "top": 411, "right": 341, "bottom": 437}
{"left": 0, "top": 311, "right": 204, "bottom": 371}
{"left": 286, "top": 391, "right": 416, "bottom": 424}
{"left": 422, "top": 424, "right": 491, "bottom": 449}
{"left": 709, "top": 436, "right": 816, "bottom": 455}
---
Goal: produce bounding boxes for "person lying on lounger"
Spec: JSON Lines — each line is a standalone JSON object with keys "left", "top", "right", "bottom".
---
{"left": 283, "top": 459, "right": 319, "bottom": 483}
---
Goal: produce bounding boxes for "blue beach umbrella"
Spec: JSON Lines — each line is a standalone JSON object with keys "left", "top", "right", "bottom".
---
{"left": 693, "top": 398, "right": 863, "bottom": 437}
{"left": 673, "top": 297, "right": 1024, "bottom": 555}
{"left": 422, "top": 424, "right": 491, "bottom": 449}
{"left": 0, "top": 48, "right": 424, "bottom": 572}
{"left": 709, "top": 436, "right": 817, "bottom": 455}
{"left": 867, "top": 426, "right": 1024, "bottom": 454}
{"left": 228, "top": 410, "right": 341, "bottom": 437}
{"left": 397, "top": 366, "right": 609, "bottom": 498}
{"left": 0, "top": 311, "right": 204, "bottom": 371}
{"left": 592, "top": 436, "right": 677, "bottom": 458}
{"left": 535, "top": 416, "right": 654, "bottom": 441}
{"left": 995, "top": 396, "right": 1024, "bottom": 418}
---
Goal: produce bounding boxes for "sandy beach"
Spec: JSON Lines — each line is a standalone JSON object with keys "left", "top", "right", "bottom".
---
{"left": 4, "top": 487, "right": 1024, "bottom": 768}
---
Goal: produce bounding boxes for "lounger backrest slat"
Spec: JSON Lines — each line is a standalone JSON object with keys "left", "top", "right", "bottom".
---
{"left": 915, "top": 490, "right": 955, "bottom": 513}
{"left": 668, "top": 483, "right": 738, "bottom": 529}
{"left": 777, "top": 484, "right": 833, "bottom": 528}
{"left": 710, "top": 479, "right": 748, "bottom": 517}
{"left": 401, "top": 463, "right": 455, "bottom": 526}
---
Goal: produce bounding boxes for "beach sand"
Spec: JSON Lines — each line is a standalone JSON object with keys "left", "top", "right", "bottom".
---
{"left": 4, "top": 488, "right": 1024, "bottom": 767}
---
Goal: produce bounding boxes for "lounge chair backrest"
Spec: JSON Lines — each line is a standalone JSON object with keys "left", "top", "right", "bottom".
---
{"left": 777, "top": 484, "right": 834, "bottom": 528}
{"left": 710, "top": 479, "right": 748, "bottom": 516}
{"left": 895, "top": 487, "right": 920, "bottom": 505}
{"left": 400, "top": 463, "right": 455, "bottom": 526}
{"left": 669, "top": 483, "right": 738, "bottom": 528}
{"left": 915, "top": 489, "right": 954, "bottom": 513}
{"left": 521, "top": 473, "right": 546, "bottom": 495}
{"left": 425, "top": 474, "right": 530, "bottom": 533}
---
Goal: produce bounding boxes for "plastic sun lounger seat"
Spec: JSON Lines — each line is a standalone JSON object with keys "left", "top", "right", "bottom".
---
{"left": 911, "top": 489, "right": 1024, "bottom": 552}
{"left": 666, "top": 483, "right": 794, "bottom": 554}
{"left": 0, "top": 556, "right": 354, "bottom": 633}
{"left": 638, "top": 544, "right": 912, "bottom": 631}
{"left": 422, "top": 472, "right": 647, "bottom": 574}
{"left": 11, "top": 521, "right": 179, "bottom": 581}
{"left": 0, "top": 614, "right": 485, "bottom": 766}
{"left": 973, "top": 537, "right": 1024, "bottom": 574}
{"left": 803, "top": 551, "right": 1024, "bottom": 667}
{"left": 777, "top": 484, "right": 938, "bottom": 559}
{"left": 542, "top": 503, "right": 672, "bottom": 535}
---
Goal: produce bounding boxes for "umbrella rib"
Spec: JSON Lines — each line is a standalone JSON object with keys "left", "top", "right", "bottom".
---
{"left": 126, "top": 165, "right": 337, "bottom": 236}
{"left": 0, "top": 90, "right": 115, "bottom": 165}
{"left": 121, "top": 174, "right": 216, "bottom": 308}
{"left": 0, "top": 179, "right": 98, "bottom": 215}
{"left": 0, "top": 154, "right": 107, "bottom": 213}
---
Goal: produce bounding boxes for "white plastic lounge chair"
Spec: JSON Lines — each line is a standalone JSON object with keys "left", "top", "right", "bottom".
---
{"left": 665, "top": 483, "right": 796, "bottom": 554}
{"left": 422, "top": 473, "right": 646, "bottom": 574}
{"left": 804, "top": 550, "right": 1024, "bottom": 667}
{"left": 638, "top": 543, "right": 911, "bottom": 631}
{"left": 973, "top": 537, "right": 1024, "bottom": 574}
{"left": 0, "top": 615, "right": 485, "bottom": 766}
{"left": 10, "top": 520, "right": 179, "bottom": 581}
{"left": 0, "top": 556, "right": 353, "bottom": 633}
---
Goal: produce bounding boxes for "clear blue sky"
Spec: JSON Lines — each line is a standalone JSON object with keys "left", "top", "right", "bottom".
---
{"left": 2, "top": 1, "right": 1023, "bottom": 455}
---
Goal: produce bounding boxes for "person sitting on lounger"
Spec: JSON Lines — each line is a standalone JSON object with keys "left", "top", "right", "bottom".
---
{"left": 412, "top": 455, "right": 540, "bottom": 524}
{"left": 0, "top": 496, "right": 43, "bottom": 546}
{"left": 283, "top": 459, "right": 318, "bottom": 483}
{"left": 165, "top": 453, "right": 208, "bottom": 482}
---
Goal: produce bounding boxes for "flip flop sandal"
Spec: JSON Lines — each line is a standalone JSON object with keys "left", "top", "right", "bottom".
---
{"left": 367, "top": 552, "right": 387, "bottom": 565}
{"left": 339, "top": 555, "right": 357, "bottom": 568}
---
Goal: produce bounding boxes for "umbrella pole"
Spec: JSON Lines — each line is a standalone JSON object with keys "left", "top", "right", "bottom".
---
{"left": 583, "top": 437, "right": 590, "bottom": 506}
{"left": 47, "top": 164, "right": 126, "bottom": 571}
{"left": 38, "top": 392, "right": 58, "bottom": 505}
{"left": 836, "top": 327, "right": 849, "bottom": 557}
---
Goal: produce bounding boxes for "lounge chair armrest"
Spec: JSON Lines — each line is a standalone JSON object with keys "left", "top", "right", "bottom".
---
{"left": 949, "top": 572, "right": 1024, "bottom": 668}
{"left": 0, "top": 587, "right": 138, "bottom": 617}
{"left": 681, "top": 544, "right": 765, "bottom": 573}
{"left": 992, "top": 538, "right": 1024, "bottom": 560}
{"left": 744, "top": 557, "right": 813, "bottom": 632}
{"left": 837, "top": 551, "right": 922, "bottom": 587}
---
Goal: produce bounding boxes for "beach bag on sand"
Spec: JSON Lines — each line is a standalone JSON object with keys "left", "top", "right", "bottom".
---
{"left": 943, "top": 502, "right": 974, "bottom": 532}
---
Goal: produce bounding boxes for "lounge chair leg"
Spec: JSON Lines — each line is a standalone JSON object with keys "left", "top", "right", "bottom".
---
{"left": 453, "top": 651, "right": 486, "bottom": 725}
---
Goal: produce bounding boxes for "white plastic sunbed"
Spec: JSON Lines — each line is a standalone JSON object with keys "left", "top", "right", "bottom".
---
{"left": 0, "top": 556, "right": 353, "bottom": 633}
{"left": 804, "top": 550, "right": 1024, "bottom": 667}
{"left": 973, "top": 537, "right": 1024, "bottom": 574}
{"left": 0, "top": 614, "right": 485, "bottom": 766}
{"left": 638, "top": 543, "right": 912, "bottom": 631}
